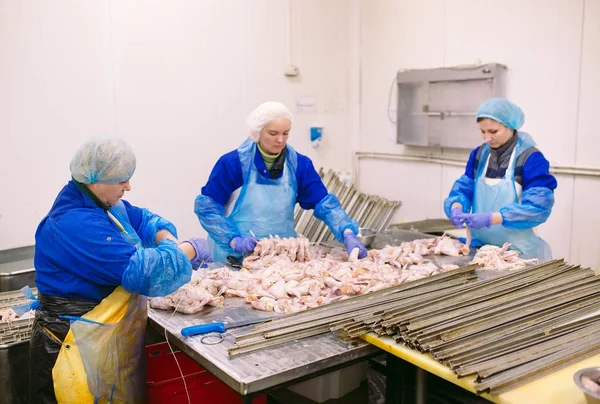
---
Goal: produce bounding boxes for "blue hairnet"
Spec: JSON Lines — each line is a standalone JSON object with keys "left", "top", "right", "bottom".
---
{"left": 121, "top": 239, "right": 192, "bottom": 297}
{"left": 195, "top": 194, "right": 241, "bottom": 250}
{"left": 476, "top": 98, "right": 525, "bottom": 130}
{"left": 444, "top": 174, "right": 475, "bottom": 217}
{"left": 500, "top": 187, "right": 554, "bottom": 230}
{"left": 314, "top": 193, "right": 359, "bottom": 241}
{"left": 70, "top": 136, "right": 136, "bottom": 184}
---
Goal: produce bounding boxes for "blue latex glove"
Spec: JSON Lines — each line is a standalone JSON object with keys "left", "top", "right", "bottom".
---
{"left": 465, "top": 212, "right": 493, "bottom": 229}
{"left": 185, "top": 238, "right": 213, "bottom": 270}
{"left": 343, "top": 232, "right": 368, "bottom": 259}
{"left": 232, "top": 236, "right": 258, "bottom": 254}
{"left": 449, "top": 207, "right": 466, "bottom": 228}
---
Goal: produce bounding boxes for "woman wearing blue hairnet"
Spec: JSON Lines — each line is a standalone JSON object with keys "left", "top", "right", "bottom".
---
{"left": 444, "top": 98, "right": 557, "bottom": 259}
{"left": 30, "top": 137, "right": 211, "bottom": 403}
{"left": 195, "top": 101, "right": 367, "bottom": 263}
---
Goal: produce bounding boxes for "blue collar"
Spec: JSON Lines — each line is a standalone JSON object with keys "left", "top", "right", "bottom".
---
{"left": 68, "top": 180, "right": 106, "bottom": 210}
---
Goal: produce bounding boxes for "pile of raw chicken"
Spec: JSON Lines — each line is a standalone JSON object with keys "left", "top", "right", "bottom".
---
{"left": 471, "top": 243, "right": 537, "bottom": 271}
{"left": 150, "top": 235, "right": 472, "bottom": 314}
{"left": 0, "top": 308, "right": 34, "bottom": 324}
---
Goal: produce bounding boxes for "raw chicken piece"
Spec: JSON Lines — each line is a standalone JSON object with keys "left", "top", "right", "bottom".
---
{"left": 581, "top": 376, "right": 600, "bottom": 395}
{"left": 247, "top": 284, "right": 276, "bottom": 299}
{"left": 148, "top": 267, "right": 230, "bottom": 314}
{"left": 224, "top": 289, "right": 248, "bottom": 298}
{"left": 348, "top": 248, "right": 360, "bottom": 262}
{"left": 434, "top": 235, "right": 468, "bottom": 257}
{"left": 268, "top": 280, "right": 288, "bottom": 299}
{"left": 471, "top": 243, "right": 537, "bottom": 271}
{"left": 0, "top": 309, "right": 18, "bottom": 323}
{"left": 408, "top": 253, "right": 424, "bottom": 265}
{"left": 251, "top": 296, "right": 277, "bottom": 311}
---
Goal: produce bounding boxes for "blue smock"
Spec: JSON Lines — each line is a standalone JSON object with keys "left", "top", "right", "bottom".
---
{"left": 195, "top": 139, "right": 358, "bottom": 262}
{"left": 34, "top": 180, "right": 192, "bottom": 302}
{"left": 471, "top": 133, "right": 552, "bottom": 258}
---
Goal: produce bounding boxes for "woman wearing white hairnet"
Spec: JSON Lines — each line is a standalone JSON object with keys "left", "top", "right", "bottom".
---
{"left": 30, "top": 137, "right": 211, "bottom": 403}
{"left": 444, "top": 98, "right": 557, "bottom": 259}
{"left": 195, "top": 101, "right": 367, "bottom": 263}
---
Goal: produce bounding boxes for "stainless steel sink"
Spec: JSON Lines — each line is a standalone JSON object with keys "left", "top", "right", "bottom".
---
{"left": 0, "top": 246, "right": 36, "bottom": 293}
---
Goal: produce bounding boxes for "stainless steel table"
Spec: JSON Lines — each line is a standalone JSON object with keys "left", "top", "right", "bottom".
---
{"left": 148, "top": 298, "right": 380, "bottom": 402}
{"left": 148, "top": 229, "right": 474, "bottom": 403}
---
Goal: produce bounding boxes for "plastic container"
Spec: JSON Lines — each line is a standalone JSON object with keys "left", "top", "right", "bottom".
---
{"left": 575, "top": 367, "right": 600, "bottom": 404}
{"left": 287, "top": 361, "right": 368, "bottom": 403}
{"left": 146, "top": 342, "right": 266, "bottom": 404}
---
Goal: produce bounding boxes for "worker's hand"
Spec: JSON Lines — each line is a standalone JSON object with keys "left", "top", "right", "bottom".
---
{"left": 464, "top": 212, "right": 493, "bottom": 229}
{"left": 343, "top": 232, "right": 368, "bottom": 259}
{"left": 184, "top": 238, "right": 212, "bottom": 270}
{"left": 449, "top": 207, "right": 467, "bottom": 228}
{"left": 232, "top": 236, "right": 258, "bottom": 254}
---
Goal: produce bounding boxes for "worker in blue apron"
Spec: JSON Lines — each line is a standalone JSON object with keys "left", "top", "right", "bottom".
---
{"left": 30, "top": 136, "right": 212, "bottom": 403}
{"left": 444, "top": 98, "right": 557, "bottom": 259}
{"left": 195, "top": 101, "right": 367, "bottom": 264}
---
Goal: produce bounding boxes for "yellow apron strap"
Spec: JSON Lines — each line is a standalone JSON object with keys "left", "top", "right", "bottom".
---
{"left": 43, "top": 326, "right": 63, "bottom": 345}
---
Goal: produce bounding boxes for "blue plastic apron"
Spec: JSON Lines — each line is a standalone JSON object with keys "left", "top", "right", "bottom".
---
{"left": 471, "top": 133, "right": 552, "bottom": 259}
{"left": 211, "top": 139, "right": 298, "bottom": 262}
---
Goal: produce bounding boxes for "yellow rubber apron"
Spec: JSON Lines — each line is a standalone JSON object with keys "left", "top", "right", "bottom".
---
{"left": 51, "top": 210, "right": 147, "bottom": 403}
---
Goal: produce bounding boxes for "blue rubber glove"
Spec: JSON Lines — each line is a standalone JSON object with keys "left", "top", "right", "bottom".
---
{"left": 343, "top": 232, "right": 368, "bottom": 259}
{"left": 449, "top": 207, "right": 467, "bottom": 228}
{"left": 465, "top": 212, "right": 493, "bottom": 229}
{"left": 184, "top": 238, "right": 212, "bottom": 270}
{"left": 232, "top": 236, "right": 258, "bottom": 254}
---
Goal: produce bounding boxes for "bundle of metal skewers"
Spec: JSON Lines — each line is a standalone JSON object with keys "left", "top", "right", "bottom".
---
{"left": 230, "top": 260, "right": 600, "bottom": 395}
{"left": 294, "top": 169, "right": 402, "bottom": 243}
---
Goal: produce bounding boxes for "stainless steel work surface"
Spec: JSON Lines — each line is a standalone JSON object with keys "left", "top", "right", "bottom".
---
{"left": 148, "top": 297, "right": 380, "bottom": 396}
{"left": 148, "top": 232, "right": 479, "bottom": 396}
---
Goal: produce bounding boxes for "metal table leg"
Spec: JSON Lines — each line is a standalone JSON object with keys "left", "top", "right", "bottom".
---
{"left": 385, "top": 353, "right": 428, "bottom": 404}
{"left": 415, "top": 367, "right": 427, "bottom": 404}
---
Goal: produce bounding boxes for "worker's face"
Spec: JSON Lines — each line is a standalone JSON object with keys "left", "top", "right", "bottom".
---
{"left": 478, "top": 118, "right": 514, "bottom": 149}
{"left": 258, "top": 118, "right": 291, "bottom": 154}
{"left": 88, "top": 179, "right": 132, "bottom": 206}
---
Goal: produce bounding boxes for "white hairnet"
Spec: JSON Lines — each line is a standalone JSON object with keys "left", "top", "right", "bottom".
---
{"left": 70, "top": 136, "right": 136, "bottom": 184}
{"left": 246, "top": 102, "right": 293, "bottom": 141}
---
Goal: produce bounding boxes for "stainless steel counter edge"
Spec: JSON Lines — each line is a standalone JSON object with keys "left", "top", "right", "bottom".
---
{"left": 148, "top": 306, "right": 380, "bottom": 396}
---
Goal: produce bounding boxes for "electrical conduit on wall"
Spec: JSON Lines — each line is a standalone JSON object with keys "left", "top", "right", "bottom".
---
{"left": 352, "top": 152, "right": 600, "bottom": 189}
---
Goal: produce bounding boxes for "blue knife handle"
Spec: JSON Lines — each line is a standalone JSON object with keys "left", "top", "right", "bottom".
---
{"left": 181, "top": 322, "right": 226, "bottom": 337}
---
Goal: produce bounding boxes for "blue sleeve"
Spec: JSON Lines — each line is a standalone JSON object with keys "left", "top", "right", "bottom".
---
{"left": 121, "top": 239, "right": 192, "bottom": 297}
{"left": 443, "top": 148, "right": 478, "bottom": 217}
{"left": 200, "top": 151, "right": 244, "bottom": 206}
{"left": 314, "top": 194, "right": 359, "bottom": 242}
{"left": 195, "top": 151, "right": 244, "bottom": 249}
{"left": 58, "top": 211, "right": 191, "bottom": 298}
{"left": 122, "top": 200, "right": 178, "bottom": 248}
{"left": 500, "top": 151, "right": 556, "bottom": 230}
{"left": 521, "top": 151, "right": 557, "bottom": 191}
{"left": 296, "top": 155, "right": 328, "bottom": 210}
{"left": 194, "top": 195, "right": 241, "bottom": 250}
{"left": 500, "top": 187, "right": 555, "bottom": 229}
